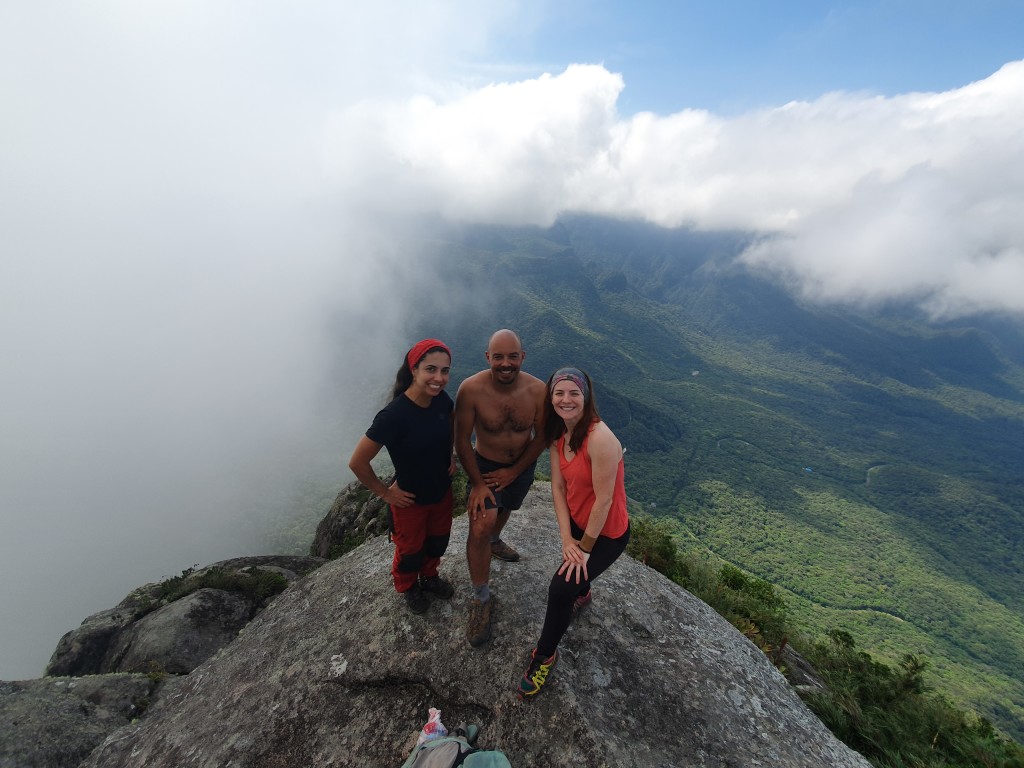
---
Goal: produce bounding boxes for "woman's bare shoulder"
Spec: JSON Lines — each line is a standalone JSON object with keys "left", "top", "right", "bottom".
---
{"left": 588, "top": 421, "right": 622, "bottom": 454}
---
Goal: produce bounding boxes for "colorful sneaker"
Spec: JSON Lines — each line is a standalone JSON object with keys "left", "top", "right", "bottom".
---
{"left": 518, "top": 648, "right": 558, "bottom": 698}
{"left": 490, "top": 539, "right": 521, "bottom": 562}
{"left": 571, "top": 588, "right": 592, "bottom": 620}
{"left": 466, "top": 597, "right": 494, "bottom": 647}
{"left": 419, "top": 574, "right": 455, "bottom": 599}
{"left": 403, "top": 583, "right": 430, "bottom": 614}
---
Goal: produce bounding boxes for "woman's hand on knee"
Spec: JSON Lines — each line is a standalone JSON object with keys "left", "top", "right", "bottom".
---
{"left": 558, "top": 548, "right": 590, "bottom": 583}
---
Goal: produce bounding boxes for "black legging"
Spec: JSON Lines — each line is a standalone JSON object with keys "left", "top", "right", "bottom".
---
{"left": 536, "top": 518, "right": 630, "bottom": 657}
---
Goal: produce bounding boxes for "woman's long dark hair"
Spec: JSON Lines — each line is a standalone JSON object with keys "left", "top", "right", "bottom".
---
{"left": 543, "top": 368, "right": 599, "bottom": 453}
{"left": 390, "top": 345, "right": 451, "bottom": 400}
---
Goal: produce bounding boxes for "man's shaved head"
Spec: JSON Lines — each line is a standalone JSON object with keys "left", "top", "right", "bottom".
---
{"left": 488, "top": 328, "right": 522, "bottom": 351}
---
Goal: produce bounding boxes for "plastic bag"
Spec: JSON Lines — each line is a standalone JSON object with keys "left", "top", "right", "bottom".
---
{"left": 415, "top": 707, "right": 448, "bottom": 746}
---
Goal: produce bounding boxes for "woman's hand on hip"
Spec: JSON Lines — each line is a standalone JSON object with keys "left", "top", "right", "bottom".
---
{"left": 383, "top": 482, "right": 415, "bottom": 508}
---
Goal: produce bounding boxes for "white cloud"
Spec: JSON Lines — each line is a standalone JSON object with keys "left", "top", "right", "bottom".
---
{"left": 325, "top": 60, "right": 1024, "bottom": 317}
{"left": 324, "top": 64, "right": 625, "bottom": 223}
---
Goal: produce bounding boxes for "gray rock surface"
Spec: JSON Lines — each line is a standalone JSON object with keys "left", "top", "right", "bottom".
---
{"left": 103, "top": 588, "right": 254, "bottom": 675}
{"left": 206, "top": 555, "right": 325, "bottom": 581}
{"left": 4, "top": 556, "right": 324, "bottom": 768}
{"left": 45, "top": 555, "right": 324, "bottom": 678}
{"left": 0, "top": 674, "right": 158, "bottom": 768}
{"left": 779, "top": 642, "right": 829, "bottom": 695}
{"left": 82, "top": 484, "right": 870, "bottom": 768}
{"left": 44, "top": 585, "right": 160, "bottom": 678}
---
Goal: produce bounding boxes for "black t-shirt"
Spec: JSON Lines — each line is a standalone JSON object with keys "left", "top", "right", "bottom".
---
{"left": 366, "top": 390, "right": 454, "bottom": 505}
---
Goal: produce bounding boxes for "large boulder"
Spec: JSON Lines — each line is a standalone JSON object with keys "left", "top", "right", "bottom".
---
{"left": 45, "top": 555, "right": 324, "bottom": 679}
{"left": 310, "top": 478, "right": 392, "bottom": 558}
{"left": 103, "top": 588, "right": 253, "bottom": 675}
{"left": 3, "top": 556, "right": 323, "bottom": 768}
{"left": 0, "top": 674, "right": 159, "bottom": 768}
{"left": 44, "top": 585, "right": 161, "bottom": 678}
{"left": 82, "top": 484, "right": 870, "bottom": 768}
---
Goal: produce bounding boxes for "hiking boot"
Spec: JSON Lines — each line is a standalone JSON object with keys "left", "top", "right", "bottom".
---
{"left": 518, "top": 648, "right": 558, "bottom": 699}
{"left": 466, "top": 597, "right": 494, "bottom": 647}
{"left": 403, "top": 583, "right": 430, "bottom": 614}
{"left": 490, "top": 539, "right": 520, "bottom": 562}
{"left": 419, "top": 574, "right": 455, "bottom": 599}
{"left": 571, "top": 588, "right": 592, "bottom": 620}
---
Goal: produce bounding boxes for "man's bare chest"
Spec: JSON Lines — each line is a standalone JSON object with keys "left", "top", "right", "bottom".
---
{"left": 477, "top": 400, "right": 533, "bottom": 434}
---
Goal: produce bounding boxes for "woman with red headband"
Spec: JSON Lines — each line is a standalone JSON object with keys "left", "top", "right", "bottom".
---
{"left": 348, "top": 339, "right": 457, "bottom": 614}
{"left": 518, "top": 367, "right": 631, "bottom": 698}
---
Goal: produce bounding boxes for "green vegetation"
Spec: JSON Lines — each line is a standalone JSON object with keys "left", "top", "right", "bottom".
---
{"left": 804, "top": 633, "right": 1024, "bottom": 768}
{"left": 327, "top": 535, "right": 366, "bottom": 560}
{"left": 413, "top": 216, "right": 1024, "bottom": 740}
{"left": 145, "top": 565, "right": 288, "bottom": 613}
{"left": 144, "top": 660, "right": 167, "bottom": 684}
{"left": 628, "top": 513, "right": 789, "bottom": 657}
{"left": 628, "top": 514, "right": 1024, "bottom": 767}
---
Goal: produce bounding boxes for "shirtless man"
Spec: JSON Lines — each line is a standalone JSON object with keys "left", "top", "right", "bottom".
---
{"left": 455, "top": 329, "right": 547, "bottom": 647}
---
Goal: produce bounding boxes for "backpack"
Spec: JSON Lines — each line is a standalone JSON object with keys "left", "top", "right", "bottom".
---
{"left": 400, "top": 735, "right": 512, "bottom": 768}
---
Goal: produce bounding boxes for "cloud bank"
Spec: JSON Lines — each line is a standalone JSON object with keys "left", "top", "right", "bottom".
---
{"left": 327, "top": 60, "right": 1024, "bottom": 318}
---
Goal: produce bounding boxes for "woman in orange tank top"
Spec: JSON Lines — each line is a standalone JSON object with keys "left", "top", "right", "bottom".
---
{"left": 517, "top": 367, "right": 631, "bottom": 699}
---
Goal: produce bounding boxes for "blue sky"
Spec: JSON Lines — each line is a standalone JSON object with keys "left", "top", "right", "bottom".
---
{"left": 1, "top": 1, "right": 1023, "bottom": 681}
{"left": 502, "top": 1, "right": 1024, "bottom": 113}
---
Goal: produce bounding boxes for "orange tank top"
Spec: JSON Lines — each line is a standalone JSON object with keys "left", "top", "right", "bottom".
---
{"left": 555, "top": 425, "right": 629, "bottom": 538}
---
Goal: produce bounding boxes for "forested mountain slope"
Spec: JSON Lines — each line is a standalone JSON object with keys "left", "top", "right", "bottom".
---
{"left": 419, "top": 215, "right": 1024, "bottom": 739}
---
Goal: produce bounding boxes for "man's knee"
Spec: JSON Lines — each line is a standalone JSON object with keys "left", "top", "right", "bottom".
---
{"left": 469, "top": 511, "right": 498, "bottom": 540}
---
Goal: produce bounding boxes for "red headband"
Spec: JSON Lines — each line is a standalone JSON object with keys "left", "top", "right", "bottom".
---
{"left": 407, "top": 338, "right": 451, "bottom": 372}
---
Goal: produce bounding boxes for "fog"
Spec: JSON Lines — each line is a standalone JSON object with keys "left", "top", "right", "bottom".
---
{"left": 3, "top": 2, "right": 1023, "bottom": 679}
{"left": 0, "top": 2, "right": 515, "bottom": 678}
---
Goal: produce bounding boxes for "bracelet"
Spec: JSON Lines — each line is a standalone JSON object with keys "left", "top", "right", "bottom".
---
{"left": 576, "top": 542, "right": 592, "bottom": 554}
{"left": 579, "top": 533, "right": 597, "bottom": 552}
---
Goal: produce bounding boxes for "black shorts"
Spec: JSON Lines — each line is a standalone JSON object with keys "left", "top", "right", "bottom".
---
{"left": 474, "top": 451, "right": 537, "bottom": 513}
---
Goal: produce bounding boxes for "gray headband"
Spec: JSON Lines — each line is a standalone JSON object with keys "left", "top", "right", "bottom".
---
{"left": 550, "top": 367, "right": 588, "bottom": 398}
